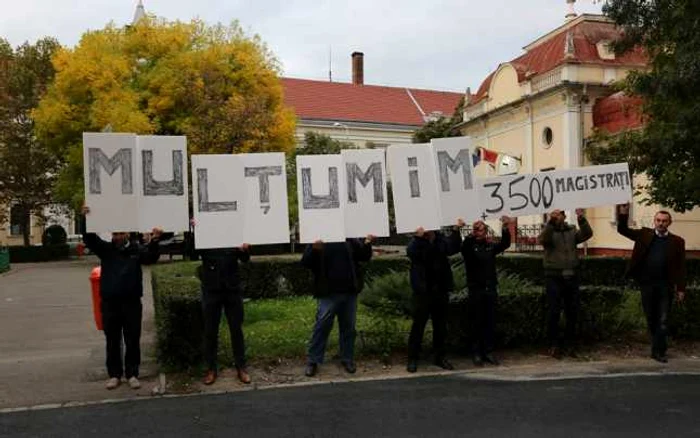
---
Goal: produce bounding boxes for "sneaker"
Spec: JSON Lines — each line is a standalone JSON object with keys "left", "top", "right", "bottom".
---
{"left": 203, "top": 370, "right": 217, "bottom": 385}
{"left": 406, "top": 361, "right": 418, "bottom": 373}
{"left": 341, "top": 361, "right": 356, "bottom": 374}
{"left": 127, "top": 376, "right": 141, "bottom": 389}
{"left": 483, "top": 354, "right": 500, "bottom": 366}
{"left": 304, "top": 363, "right": 318, "bottom": 377}
{"left": 105, "top": 377, "right": 120, "bottom": 390}
{"left": 236, "top": 367, "right": 252, "bottom": 384}
{"left": 434, "top": 358, "right": 454, "bottom": 370}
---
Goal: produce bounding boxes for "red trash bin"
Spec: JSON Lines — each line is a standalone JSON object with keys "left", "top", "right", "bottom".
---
{"left": 90, "top": 267, "right": 103, "bottom": 330}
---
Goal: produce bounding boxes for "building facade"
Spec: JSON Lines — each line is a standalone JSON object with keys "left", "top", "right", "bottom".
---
{"left": 458, "top": 13, "right": 699, "bottom": 253}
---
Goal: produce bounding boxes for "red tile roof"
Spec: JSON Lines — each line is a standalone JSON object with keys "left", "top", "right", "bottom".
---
{"left": 469, "top": 16, "right": 647, "bottom": 106}
{"left": 593, "top": 92, "right": 644, "bottom": 134}
{"left": 281, "top": 78, "right": 464, "bottom": 127}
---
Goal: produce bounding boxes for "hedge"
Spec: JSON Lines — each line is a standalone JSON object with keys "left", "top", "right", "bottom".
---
{"left": 9, "top": 244, "right": 71, "bottom": 263}
{"left": 152, "top": 254, "right": 700, "bottom": 369}
{"left": 0, "top": 248, "right": 9, "bottom": 273}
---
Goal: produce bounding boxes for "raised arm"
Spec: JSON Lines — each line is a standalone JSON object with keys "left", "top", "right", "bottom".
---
{"left": 616, "top": 204, "right": 642, "bottom": 242}
{"left": 574, "top": 210, "right": 593, "bottom": 244}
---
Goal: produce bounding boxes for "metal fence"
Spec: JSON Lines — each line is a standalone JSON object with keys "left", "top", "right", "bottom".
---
{"left": 459, "top": 223, "right": 543, "bottom": 253}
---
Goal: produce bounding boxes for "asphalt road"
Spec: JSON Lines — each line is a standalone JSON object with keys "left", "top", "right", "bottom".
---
{"left": 2, "top": 374, "right": 700, "bottom": 437}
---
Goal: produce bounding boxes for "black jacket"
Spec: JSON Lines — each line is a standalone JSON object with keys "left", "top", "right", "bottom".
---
{"left": 407, "top": 229, "right": 461, "bottom": 296}
{"left": 301, "top": 239, "right": 373, "bottom": 297}
{"left": 197, "top": 248, "right": 250, "bottom": 292}
{"left": 461, "top": 227, "right": 511, "bottom": 292}
{"left": 83, "top": 233, "right": 160, "bottom": 301}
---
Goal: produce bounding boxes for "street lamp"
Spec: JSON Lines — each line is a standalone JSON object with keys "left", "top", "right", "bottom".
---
{"left": 333, "top": 122, "right": 350, "bottom": 141}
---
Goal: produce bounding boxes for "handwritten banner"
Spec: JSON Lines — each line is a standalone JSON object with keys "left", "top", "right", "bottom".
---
{"left": 477, "top": 163, "right": 632, "bottom": 220}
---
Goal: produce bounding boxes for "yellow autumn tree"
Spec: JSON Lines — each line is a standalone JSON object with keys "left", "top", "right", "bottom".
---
{"left": 34, "top": 17, "right": 296, "bottom": 208}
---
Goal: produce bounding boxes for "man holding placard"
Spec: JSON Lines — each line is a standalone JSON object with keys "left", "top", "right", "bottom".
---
{"left": 302, "top": 236, "right": 374, "bottom": 377}
{"left": 538, "top": 208, "right": 592, "bottom": 359}
{"left": 460, "top": 216, "right": 513, "bottom": 367}
{"left": 406, "top": 221, "right": 463, "bottom": 373}
{"left": 193, "top": 218, "right": 253, "bottom": 385}
{"left": 616, "top": 204, "right": 687, "bottom": 363}
{"left": 82, "top": 205, "right": 162, "bottom": 390}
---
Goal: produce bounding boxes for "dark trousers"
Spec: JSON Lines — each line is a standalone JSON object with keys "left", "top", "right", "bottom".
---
{"left": 408, "top": 292, "right": 448, "bottom": 361}
{"left": 546, "top": 276, "right": 580, "bottom": 348}
{"left": 101, "top": 297, "right": 142, "bottom": 379}
{"left": 308, "top": 293, "right": 357, "bottom": 365}
{"left": 640, "top": 284, "right": 673, "bottom": 356}
{"left": 469, "top": 289, "right": 496, "bottom": 356}
{"left": 202, "top": 288, "right": 246, "bottom": 372}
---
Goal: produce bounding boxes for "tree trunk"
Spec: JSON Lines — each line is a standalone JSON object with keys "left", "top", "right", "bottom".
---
{"left": 20, "top": 206, "right": 31, "bottom": 247}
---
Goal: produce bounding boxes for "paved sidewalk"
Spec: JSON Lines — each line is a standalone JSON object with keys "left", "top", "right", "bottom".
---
{"left": 0, "top": 258, "right": 157, "bottom": 409}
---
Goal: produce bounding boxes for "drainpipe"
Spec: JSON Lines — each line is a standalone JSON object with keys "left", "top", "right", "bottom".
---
{"left": 580, "top": 84, "right": 589, "bottom": 256}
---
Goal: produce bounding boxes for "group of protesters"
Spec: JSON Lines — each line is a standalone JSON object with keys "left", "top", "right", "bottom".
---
{"left": 82, "top": 203, "right": 686, "bottom": 389}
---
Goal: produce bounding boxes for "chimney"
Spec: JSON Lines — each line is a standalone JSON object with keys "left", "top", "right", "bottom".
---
{"left": 351, "top": 52, "right": 364, "bottom": 86}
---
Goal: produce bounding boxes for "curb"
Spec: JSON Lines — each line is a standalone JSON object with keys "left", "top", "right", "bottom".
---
{"left": 3, "top": 362, "right": 700, "bottom": 414}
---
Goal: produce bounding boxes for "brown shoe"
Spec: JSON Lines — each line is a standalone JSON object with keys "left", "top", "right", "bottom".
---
{"left": 237, "top": 367, "right": 251, "bottom": 384}
{"left": 203, "top": 370, "right": 217, "bottom": 385}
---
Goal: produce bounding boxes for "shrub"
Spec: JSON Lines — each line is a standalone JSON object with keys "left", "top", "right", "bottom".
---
{"left": 0, "top": 248, "right": 9, "bottom": 273}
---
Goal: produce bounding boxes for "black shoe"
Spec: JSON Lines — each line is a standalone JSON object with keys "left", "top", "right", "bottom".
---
{"left": 434, "top": 358, "right": 454, "bottom": 370}
{"left": 548, "top": 347, "right": 563, "bottom": 360}
{"left": 342, "top": 361, "right": 356, "bottom": 374}
{"left": 652, "top": 353, "right": 668, "bottom": 363}
{"left": 483, "top": 354, "right": 500, "bottom": 366}
{"left": 406, "top": 361, "right": 418, "bottom": 373}
{"left": 472, "top": 354, "right": 484, "bottom": 367}
{"left": 304, "top": 363, "right": 318, "bottom": 377}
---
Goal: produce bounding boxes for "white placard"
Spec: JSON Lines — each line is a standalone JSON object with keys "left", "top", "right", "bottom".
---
{"left": 240, "top": 153, "right": 290, "bottom": 245}
{"left": 136, "top": 135, "right": 189, "bottom": 232}
{"left": 431, "top": 137, "right": 479, "bottom": 224}
{"left": 387, "top": 143, "right": 442, "bottom": 233}
{"left": 477, "top": 163, "right": 633, "bottom": 220}
{"left": 297, "top": 155, "right": 346, "bottom": 243}
{"left": 83, "top": 133, "right": 139, "bottom": 232}
{"left": 341, "top": 149, "right": 390, "bottom": 238}
{"left": 192, "top": 155, "right": 245, "bottom": 249}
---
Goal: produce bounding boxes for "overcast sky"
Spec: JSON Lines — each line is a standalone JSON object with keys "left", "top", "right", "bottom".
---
{"left": 1, "top": 0, "right": 604, "bottom": 92}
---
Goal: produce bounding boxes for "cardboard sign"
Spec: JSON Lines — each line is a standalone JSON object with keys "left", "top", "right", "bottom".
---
{"left": 240, "top": 153, "right": 290, "bottom": 245}
{"left": 387, "top": 143, "right": 442, "bottom": 233}
{"left": 296, "top": 154, "right": 346, "bottom": 243}
{"left": 83, "top": 133, "right": 189, "bottom": 233}
{"left": 431, "top": 137, "right": 479, "bottom": 225}
{"left": 342, "top": 149, "right": 390, "bottom": 238}
{"left": 477, "top": 163, "right": 633, "bottom": 219}
{"left": 191, "top": 155, "right": 246, "bottom": 249}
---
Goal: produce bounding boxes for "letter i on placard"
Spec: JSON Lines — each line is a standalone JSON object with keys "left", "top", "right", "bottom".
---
{"left": 408, "top": 157, "right": 420, "bottom": 198}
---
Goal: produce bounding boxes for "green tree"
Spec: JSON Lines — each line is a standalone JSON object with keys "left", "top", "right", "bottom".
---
{"left": 33, "top": 18, "right": 296, "bottom": 210}
{"left": 586, "top": 0, "right": 700, "bottom": 211}
{"left": 0, "top": 37, "right": 61, "bottom": 246}
{"left": 411, "top": 96, "right": 465, "bottom": 143}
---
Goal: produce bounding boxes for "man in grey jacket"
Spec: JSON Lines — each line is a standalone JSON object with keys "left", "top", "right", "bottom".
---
{"left": 538, "top": 208, "right": 593, "bottom": 358}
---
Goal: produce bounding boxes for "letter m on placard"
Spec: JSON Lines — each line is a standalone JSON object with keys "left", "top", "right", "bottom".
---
{"left": 437, "top": 149, "right": 473, "bottom": 192}
{"left": 346, "top": 162, "right": 384, "bottom": 203}
{"left": 88, "top": 148, "right": 133, "bottom": 195}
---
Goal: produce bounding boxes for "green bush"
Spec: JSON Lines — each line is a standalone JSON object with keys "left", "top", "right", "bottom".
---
{"left": 9, "top": 244, "right": 70, "bottom": 263}
{"left": 152, "top": 253, "right": 700, "bottom": 369}
{"left": 0, "top": 248, "right": 9, "bottom": 273}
